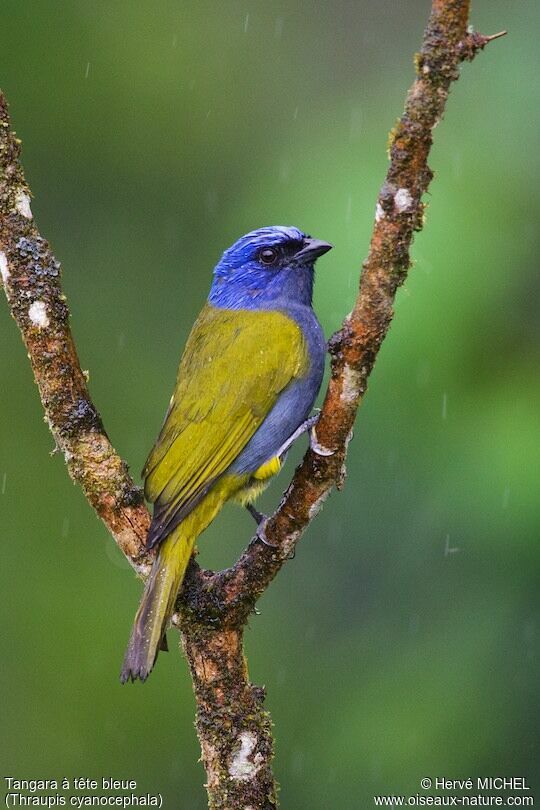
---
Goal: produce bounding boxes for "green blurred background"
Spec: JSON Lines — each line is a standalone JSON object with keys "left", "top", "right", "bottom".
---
{"left": 1, "top": 1, "right": 539, "bottom": 807}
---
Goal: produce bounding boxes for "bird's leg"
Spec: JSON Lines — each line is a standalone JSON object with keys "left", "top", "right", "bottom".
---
{"left": 276, "top": 412, "right": 320, "bottom": 460}
{"left": 245, "top": 503, "right": 278, "bottom": 548}
{"left": 246, "top": 502, "right": 266, "bottom": 526}
{"left": 245, "top": 412, "right": 322, "bottom": 550}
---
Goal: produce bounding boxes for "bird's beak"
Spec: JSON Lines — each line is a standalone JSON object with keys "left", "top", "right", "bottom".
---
{"left": 293, "top": 237, "right": 333, "bottom": 262}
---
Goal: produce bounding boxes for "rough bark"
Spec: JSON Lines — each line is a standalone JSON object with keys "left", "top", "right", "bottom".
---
{"left": 0, "top": 105, "right": 152, "bottom": 575}
{"left": 181, "top": 626, "right": 276, "bottom": 809}
{"left": 0, "top": 3, "right": 503, "bottom": 808}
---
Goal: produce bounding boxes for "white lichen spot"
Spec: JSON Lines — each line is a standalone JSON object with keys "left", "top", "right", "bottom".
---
{"left": 280, "top": 529, "right": 301, "bottom": 560}
{"left": 15, "top": 190, "right": 33, "bottom": 219}
{"left": 28, "top": 300, "right": 50, "bottom": 328}
{"left": 375, "top": 202, "right": 385, "bottom": 222}
{"left": 394, "top": 187, "right": 413, "bottom": 213}
{"left": 229, "top": 732, "right": 263, "bottom": 782}
{"left": 308, "top": 489, "right": 330, "bottom": 520}
{"left": 341, "top": 363, "right": 362, "bottom": 405}
{"left": 0, "top": 251, "right": 10, "bottom": 283}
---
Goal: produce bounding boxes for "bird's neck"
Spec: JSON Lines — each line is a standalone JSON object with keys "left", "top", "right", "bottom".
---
{"left": 208, "top": 266, "right": 314, "bottom": 311}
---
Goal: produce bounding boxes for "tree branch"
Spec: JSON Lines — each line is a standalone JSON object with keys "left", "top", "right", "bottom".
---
{"left": 0, "top": 3, "right": 503, "bottom": 808}
{"left": 0, "top": 93, "right": 152, "bottom": 577}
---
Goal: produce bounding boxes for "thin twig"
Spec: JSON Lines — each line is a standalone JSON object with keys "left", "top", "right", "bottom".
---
{"left": 0, "top": 95, "right": 152, "bottom": 576}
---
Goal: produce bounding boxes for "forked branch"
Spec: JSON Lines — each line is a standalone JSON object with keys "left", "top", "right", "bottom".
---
{"left": 0, "top": 3, "right": 503, "bottom": 808}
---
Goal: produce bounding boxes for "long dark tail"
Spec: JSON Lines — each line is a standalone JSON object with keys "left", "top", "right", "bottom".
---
{"left": 120, "top": 524, "right": 195, "bottom": 683}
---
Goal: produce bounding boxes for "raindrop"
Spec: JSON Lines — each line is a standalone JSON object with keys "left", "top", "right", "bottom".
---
{"left": 1, "top": 472, "right": 6, "bottom": 495}
{"left": 444, "top": 534, "right": 459, "bottom": 556}
{"left": 85, "top": 62, "right": 91, "bottom": 79}
{"left": 117, "top": 332, "right": 126, "bottom": 351}
{"left": 61, "top": 517, "right": 70, "bottom": 538}
{"left": 274, "top": 17, "right": 284, "bottom": 39}
{"left": 172, "top": 34, "right": 178, "bottom": 48}
{"left": 243, "top": 13, "right": 249, "bottom": 33}
{"left": 441, "top": 392, "right": 447, "bottom": 420}
{"left": 293, "top": 106, "right": 299, "bottom": 121}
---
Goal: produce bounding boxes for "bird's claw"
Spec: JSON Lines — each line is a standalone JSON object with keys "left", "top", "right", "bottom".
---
{"left": 246, "top": 503, "right": 266, "bottom": 525}
{"left": 246, "top": 503, "right": 279, "bottom": 548}
{"left": 276, "top": 412, "right": 320, "bottom": 459}
{"left": 255, "top": 519, "right": 279, "bottom": 549}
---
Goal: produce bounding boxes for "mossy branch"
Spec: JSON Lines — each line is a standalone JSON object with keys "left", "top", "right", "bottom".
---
{"left": 0, "top": 2, "right": 503, "bottom": 808}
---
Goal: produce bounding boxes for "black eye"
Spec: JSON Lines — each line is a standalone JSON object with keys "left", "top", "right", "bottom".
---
{"left": 259, "top": 247, "right": 279, "bottom": 265}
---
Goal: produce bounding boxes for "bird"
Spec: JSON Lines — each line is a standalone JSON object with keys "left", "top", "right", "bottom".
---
{"left": 120, "top": 225, "right": 332, "bottom": 683}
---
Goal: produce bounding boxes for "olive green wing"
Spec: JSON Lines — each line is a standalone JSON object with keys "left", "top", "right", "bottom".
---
{"left": 143, "top": 303, "right": 307, "bottom": 548}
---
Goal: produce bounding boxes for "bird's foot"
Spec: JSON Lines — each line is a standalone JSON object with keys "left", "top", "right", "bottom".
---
{"left": 246, "top": 502, "right": 266, "bottom": 525}
{"left": 245, "top": 503, "right": 278, "bottom": 548}
{"left": 276, "top": 412, "right": 320, "bottom": 460}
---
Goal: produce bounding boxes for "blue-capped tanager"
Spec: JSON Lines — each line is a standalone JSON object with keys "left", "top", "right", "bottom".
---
{"left": 120, "top": 226, "right": 332, "bottom": 682}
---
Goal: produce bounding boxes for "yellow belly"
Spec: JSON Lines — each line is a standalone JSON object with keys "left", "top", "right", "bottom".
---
{"left": 232, "top": 455, "right": 282, "bottom": 506}
{"left": 253, "top": 455, "right": 282, "bottom": 480}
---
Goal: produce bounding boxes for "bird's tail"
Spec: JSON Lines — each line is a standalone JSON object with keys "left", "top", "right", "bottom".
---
{"left": 120, "top": 524, "right": 195, "bottom": 683}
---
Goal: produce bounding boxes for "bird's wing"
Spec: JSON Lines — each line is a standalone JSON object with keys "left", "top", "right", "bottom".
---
{"left": 143, "top": 303, "right": 308, "bottom": 547}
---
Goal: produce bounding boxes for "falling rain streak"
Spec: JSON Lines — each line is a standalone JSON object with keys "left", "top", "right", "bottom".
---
{"left": 444, "top": 534, "right": 459, "bottom": 556}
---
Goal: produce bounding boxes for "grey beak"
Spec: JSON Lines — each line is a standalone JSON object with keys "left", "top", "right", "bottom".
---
{"left": 294, "top": 237, "right": 333, "bottom": 262}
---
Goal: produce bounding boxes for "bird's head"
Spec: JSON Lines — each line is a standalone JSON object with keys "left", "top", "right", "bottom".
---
{"left": 208, "top": 225, "right": 332, "bottom": 310}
